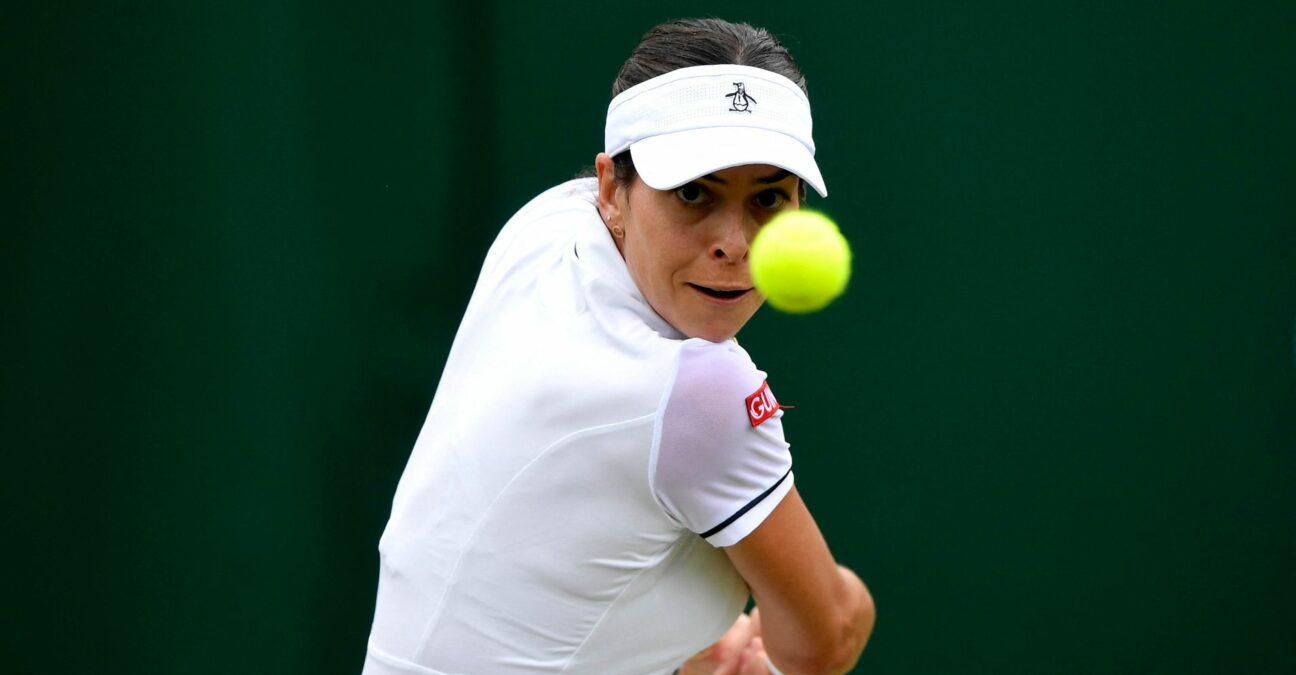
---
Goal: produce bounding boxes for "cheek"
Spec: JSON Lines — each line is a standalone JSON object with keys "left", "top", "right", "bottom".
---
{"left": 622, "top": 195, "right": 716, "bottom": 299}
{"left": 651, "top": 239, "right": 703, "bottom": 290}
{"left": 622, "top": 231, "right": 671, "bottom": 298}
{"left": 626, "top": 219, "right": 693, "bottom": 286}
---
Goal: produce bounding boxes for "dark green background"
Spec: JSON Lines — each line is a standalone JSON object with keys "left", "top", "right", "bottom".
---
{"left": 7, "top": 2, "right": 1294, "bottom": 673}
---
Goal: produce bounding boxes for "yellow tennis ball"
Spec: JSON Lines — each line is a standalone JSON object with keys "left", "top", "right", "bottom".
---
{"left": 750, "top": 210, "right": 852, "bottom": 314}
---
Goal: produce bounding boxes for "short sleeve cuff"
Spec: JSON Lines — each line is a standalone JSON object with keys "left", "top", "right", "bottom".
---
{"left": 701, "top": 470, "right": 794, "bottom": 547}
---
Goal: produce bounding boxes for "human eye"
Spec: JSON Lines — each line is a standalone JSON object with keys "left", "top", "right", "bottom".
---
{"left": 674, "top": 182, "right": 711, "bottom": 205}
{"left": 753, "top": 189, "right": 789, "bottom": 210}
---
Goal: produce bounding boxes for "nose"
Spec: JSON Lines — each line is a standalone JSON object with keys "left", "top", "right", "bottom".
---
{"left": 709, "top": 207, "right": 757, "bottom": 262}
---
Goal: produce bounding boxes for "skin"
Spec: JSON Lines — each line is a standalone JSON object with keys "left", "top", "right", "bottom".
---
{"left": 722, "top": 491, "right": 875, "bottom": 674}
{"left": 596, "top": 153, "right": 876, "bottom": 673}
{"left": 594, "top": 153, "right": 801, "bottom": 343}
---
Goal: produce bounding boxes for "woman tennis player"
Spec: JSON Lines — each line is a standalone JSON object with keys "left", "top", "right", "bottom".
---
{"left": 363, "top": 18, "right": 875, "bottom": 675}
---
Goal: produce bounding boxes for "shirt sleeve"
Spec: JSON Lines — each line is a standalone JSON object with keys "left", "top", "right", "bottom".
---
{"left": 651, "top": 339, "right": 795, "bottom": 547}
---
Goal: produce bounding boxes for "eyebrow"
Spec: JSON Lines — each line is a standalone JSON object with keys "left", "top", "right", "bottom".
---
{"left": 756, "top": 169, "right": 793, "bottom": 184}
{"left": 696, "top": 169, "right": 794, "bottom": 185}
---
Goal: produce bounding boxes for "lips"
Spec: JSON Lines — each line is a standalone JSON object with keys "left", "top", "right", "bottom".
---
{"left": 687, "top": 283, "right": 754, "bottom": 301}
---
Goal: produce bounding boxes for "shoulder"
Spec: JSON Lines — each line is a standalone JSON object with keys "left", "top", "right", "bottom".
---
{"left": 476, "top": 178, "right": 600, "bottom": 281}
{"left": 505, "top": 177, "right": 599, "bottom": 229}
{"left": 653, "top": 338, "right": 792, "bottom": 546}
{"left": 497, "top": 177, "right": 598, "bottom": 250}
{"left": 675, "top": 338, "right": 759, "bottom": 386}
{"left": 668, "top": 339, "right": 774, "bottom": 424}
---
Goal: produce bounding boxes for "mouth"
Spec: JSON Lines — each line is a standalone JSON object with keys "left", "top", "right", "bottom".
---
{"left": 687, "top": 283, "right": 754, "bottom": 303}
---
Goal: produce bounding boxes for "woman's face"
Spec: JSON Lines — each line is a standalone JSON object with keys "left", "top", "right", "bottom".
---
{"left": 596, "top": 154, "right": 802, "bottom": 342}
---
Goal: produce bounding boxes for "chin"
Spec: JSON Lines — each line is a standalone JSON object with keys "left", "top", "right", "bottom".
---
{"left": 666, "top": 299, "right": 760, "bottom": 343}
{"left": 692, "top": 329, "right": 737, "bottom": 343}
{"left": 679, "top": 319, "right": 744, "bottom": 343}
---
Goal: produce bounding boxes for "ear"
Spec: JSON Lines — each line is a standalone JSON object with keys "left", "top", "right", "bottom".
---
{"left": 594, "top": 152, "right": 622, "bottom": 228}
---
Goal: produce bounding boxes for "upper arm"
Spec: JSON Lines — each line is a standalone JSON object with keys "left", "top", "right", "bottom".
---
{"left": 723, "top": 489, "right": 874, "bottom": 674}
{"left": 652, "top": 339, "right": 873, "bottom": 671}
{"left": 652, "top": 340, "right": 793, "bottom": 546}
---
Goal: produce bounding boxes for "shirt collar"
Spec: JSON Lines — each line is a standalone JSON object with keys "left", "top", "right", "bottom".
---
{"left": 572, "top": 181, "right": 684, "bottom": 340}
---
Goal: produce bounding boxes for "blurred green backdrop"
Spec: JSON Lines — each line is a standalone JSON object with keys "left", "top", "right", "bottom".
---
{"left": 6, "top": 1, "right": 1294, "bottom": 673}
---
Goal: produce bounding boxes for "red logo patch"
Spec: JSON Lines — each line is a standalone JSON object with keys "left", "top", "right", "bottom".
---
{"left": 746, "top": 381, "right": 780, "bottom": 427}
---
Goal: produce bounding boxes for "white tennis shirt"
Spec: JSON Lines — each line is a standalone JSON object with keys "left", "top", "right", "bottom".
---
{"left": 363, "top": 178, "right": 795, "bottom": 674}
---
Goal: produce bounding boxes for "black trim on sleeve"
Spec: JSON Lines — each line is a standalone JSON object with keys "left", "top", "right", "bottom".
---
{"left": 698, "top": 468, "right": 792, "bottom": 540}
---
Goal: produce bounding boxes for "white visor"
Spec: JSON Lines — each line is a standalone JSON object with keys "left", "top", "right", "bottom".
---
{"left": 604, "top": 64, "right": 827, "bottom": 197}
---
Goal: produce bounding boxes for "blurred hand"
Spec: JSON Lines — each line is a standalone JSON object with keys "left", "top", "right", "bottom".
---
{"left": 680, "top": 612, "right": 763, "bottom": 675}
{"left": 734, "top": 635, "right": 775, "bottom": 675}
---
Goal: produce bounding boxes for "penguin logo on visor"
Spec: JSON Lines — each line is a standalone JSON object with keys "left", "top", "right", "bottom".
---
{"left": 725, "top": 82, "right": 756, "bottom": 113}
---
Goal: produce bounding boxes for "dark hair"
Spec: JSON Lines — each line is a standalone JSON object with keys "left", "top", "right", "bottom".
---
{"left": 612, "top": 18, "right": 807, "bottom": 98}
{"left": 606, "top": 18, "right": 809, "bottom": 189}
